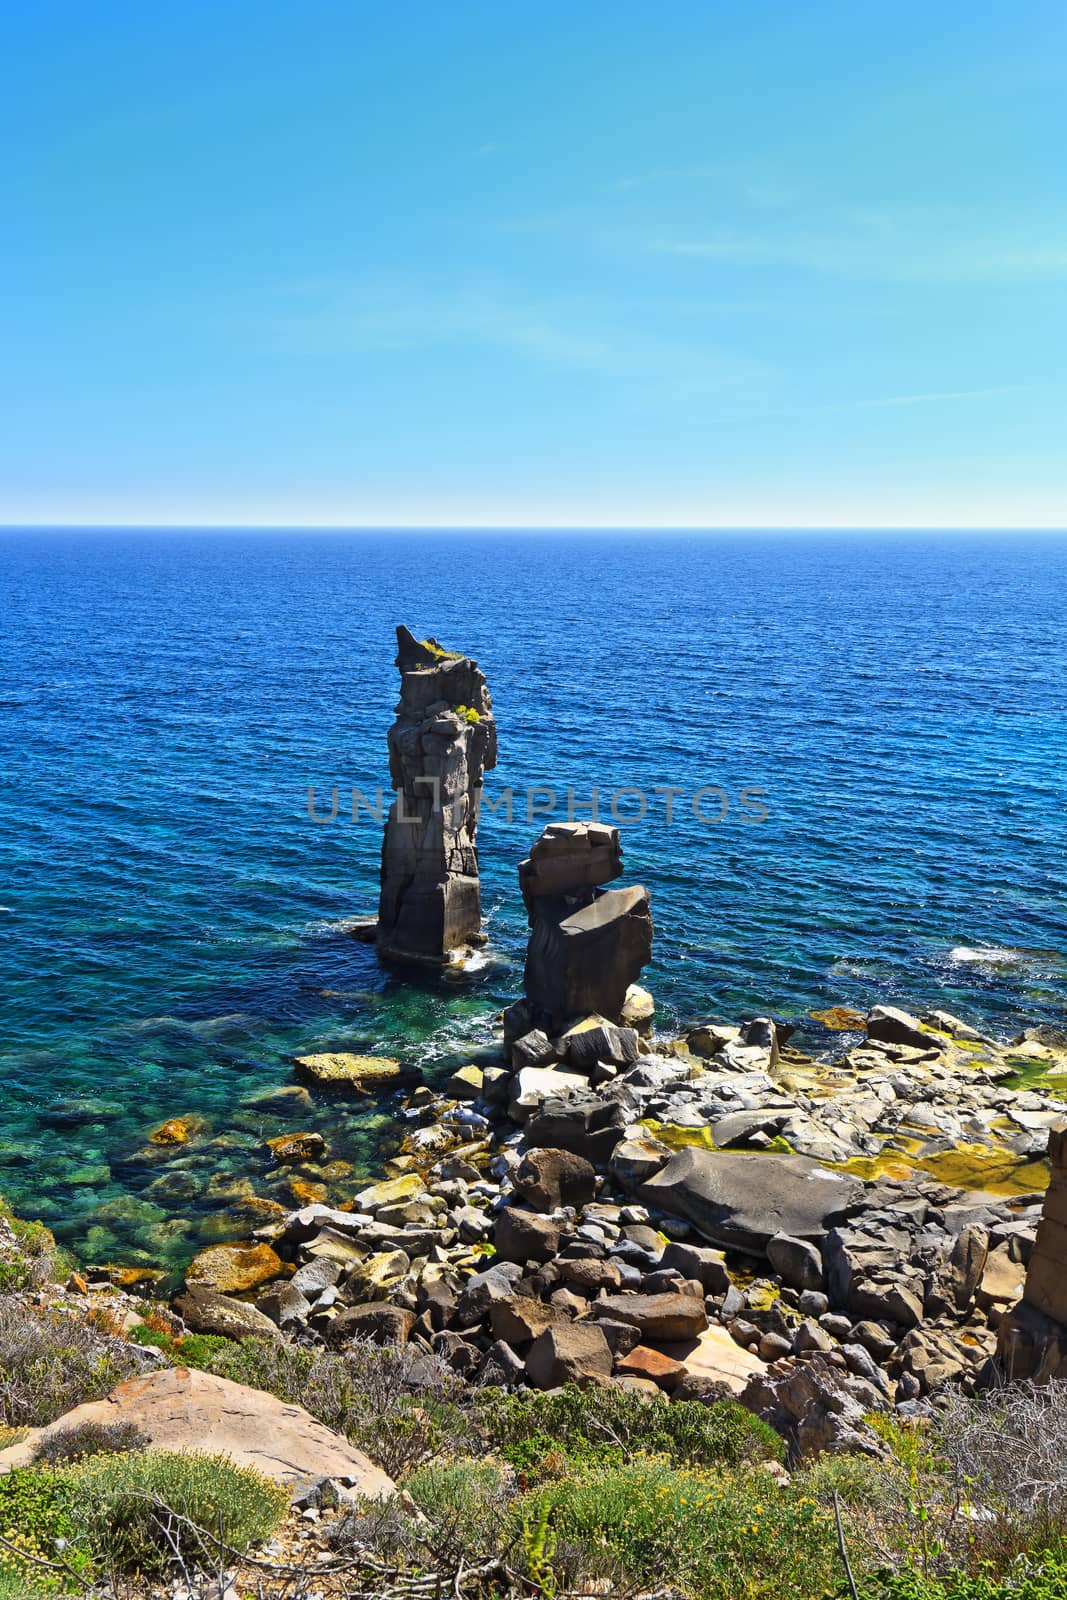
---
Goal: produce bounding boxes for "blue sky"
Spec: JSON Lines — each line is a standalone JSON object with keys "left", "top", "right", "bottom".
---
{"left": 2, "top": 2, "right": 1065, "bottom": 527}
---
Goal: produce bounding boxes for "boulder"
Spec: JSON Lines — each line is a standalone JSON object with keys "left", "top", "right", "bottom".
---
{"left": 185, "top": 1241, "right": 283, "bottom": 1295}
{"left": 686, "top": 1022, "right": 741, "bottom": 1058}
{"left": 615, "top": 1345, "right": 686, "bottom": 1391}
{"left": 661, "top": 1241, "right": 730, "bottom": 1296}
{"left": 455, "top": 1261, "right": 525, "bottom": 1327}
{"left": 655, "top": 1324, "right": 765, "bottom": 1395}
{"left": 149, "top": 1117, "right": 203, "bottom": 1146}
{"left": 489, "top": 1294, "right": 564, "bottom": 1347}
{"left": 740, "top": 1358, "right": 890, "bottom": 1460}
{"left": 711, "top": 1110, "right": 789, "bottom": 1149}
{"left": 256, "top": 1283, "right": 314, "bottom": 1331}
{"left": 511, "top": 1030, "right": 557, "bottom": 1071}
{"left": 767, "top": 1233, "right": 825, "bottom": 1293}
{"left": 291, "top": 1257, "right": 342, "bottom": 1297}
{"left": 525, "top": 1092, "right": 629, "bottom": 1164}
{"left": 480, "top": 1339, "right": 527, "bottom": 1388}
{"left": 639, "top": 1148, "right": 861, "bottom": 1254}
{"left": 174, "top": 1286, "right": 283, "bottom": 1343}
{"left": 494, "top": 1207, "right": 562, "bottom": 1265}
{"left": 610, "top": 1133, "right": 672, "bottom": 1187}
{"left": 866, "top": 1006, "right": 933, "bottom": 1052}
{"left": 923, "top": 1009, "right": 995, "bottom": 1046}
{"left": 446, "top": 1065, "right": 484, "bottom": 1101}
{"left": 514, "top": 1147, "right": 597, "bottom": 1212}
{"left": 0, "top": 1367, "right": 397, "bottom": 1495}
{"left": 431, "top": 1331, "right": 482, "bottom": 1377}
{"left": 343, "top": 1249, "right": 411, "bottom": 1299}
{"left": 945, "top": 1225, "right": 989, "bottom": 1312}
{"left": 356, "top": 1173, "right": 426, "bottom": 1210}
{"left": 324, "top": 1303, "right": 416, "bottom": 1347}
{"left": 556, "top": 1258, "right": 623, "bottom": 1294}
{"left": 525, "top": 1323, "right": 613, "bottom": 1389}
{"left": 740, "top": 1016, "right": 780, "bottom": 1070}
{"left": 592, "top": 1291, "right": 707, "bottom": 1341}
{"left": 596, "top": 1318, "right": 643, "bottom": 1358}
{"left": 621, "top": 984, "right": 655, "bottom": 1034}
{"left": 525, "top": 884, "right": 654, "bottom": 1034}
{"left": 561, "top": 1019, "right": 640, "bottom": 1072}
{"left": 509, "top": 1066, "right": 588, "bottom": 1120}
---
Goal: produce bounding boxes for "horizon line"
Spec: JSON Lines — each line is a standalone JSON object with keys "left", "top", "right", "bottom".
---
{"left": 3, "top": 520, "right": 1067, "bottom": 534}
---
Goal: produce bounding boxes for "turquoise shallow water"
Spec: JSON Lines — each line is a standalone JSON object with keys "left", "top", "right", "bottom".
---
{"left": 1, "top": 528, "right": 1065, "bottom": 1269}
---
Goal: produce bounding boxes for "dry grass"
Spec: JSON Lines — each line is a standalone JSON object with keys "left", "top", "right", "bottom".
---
{"left": 0, "top": 1299, "right": 153, "bottom": 1428}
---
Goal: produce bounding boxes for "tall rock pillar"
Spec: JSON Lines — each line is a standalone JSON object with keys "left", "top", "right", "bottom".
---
{"left": 377, "top": 626, "right": 497, "bottom": 966}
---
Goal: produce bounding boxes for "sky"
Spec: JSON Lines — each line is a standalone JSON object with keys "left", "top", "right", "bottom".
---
{"left": 1, "top": 2, "right": 1066, "bottom": 528}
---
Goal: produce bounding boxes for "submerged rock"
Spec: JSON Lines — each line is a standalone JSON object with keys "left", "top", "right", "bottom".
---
{"left": 293, "top": 1053, "right": 413, "bottom": 1092}
{"left": 149, "top": 1116, "right": 204, "bottom": 1146}
{"left": 266, "top": 1131, "right": 328, "bottom": 1164}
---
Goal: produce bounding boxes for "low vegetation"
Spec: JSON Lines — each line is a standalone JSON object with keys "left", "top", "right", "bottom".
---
{"left": 1, "top": 1269, "right": 1066, "bottom": 1596}
{"left": 0, "top": 1450, "right": 287, "bottom": 1590}
{"left": 0, "top": 1301, "right": 149, "bottom": 1429}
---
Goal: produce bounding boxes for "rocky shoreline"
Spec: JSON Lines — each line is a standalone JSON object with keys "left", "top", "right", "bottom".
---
{"left": 19, "top": 632, "right": 1067, "bottom": 1465}
{"left": 146, "top": 978, "right": 1067, "bottom": 1461}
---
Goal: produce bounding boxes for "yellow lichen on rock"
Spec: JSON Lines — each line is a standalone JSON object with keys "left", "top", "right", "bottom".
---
{"left": 809, "top": 1006, "right": 866, "bottom": 1030}
{"left": 293, "top": 1053, "right": 405, "bottom": 1091}
{"left": 148, "top": 1116, "right": 205, "bottom": 1145}
{"left": 185, "top": 1240, "right": 282, "bottom": 1293}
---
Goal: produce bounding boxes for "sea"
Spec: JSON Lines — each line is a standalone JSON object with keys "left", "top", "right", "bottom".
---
{"left": 1, "top": 528, "right": 1065, "bottom": 1271}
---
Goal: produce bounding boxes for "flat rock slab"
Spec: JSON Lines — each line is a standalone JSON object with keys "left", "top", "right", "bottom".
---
{"left": 640, "top": 1147, "right": 863, "bottom": 1253}
{"left": 294, "top": 1053, "right": 415, "bottom": 1092}
{"left": 0, "top": 1367, "right": 396, "bottom": 1499}
{"left": 656, "top": 1325, "right": 766, "bottom": 1395}
{"left": 593, "top": 1291, "right": 707, "bottom": 1341}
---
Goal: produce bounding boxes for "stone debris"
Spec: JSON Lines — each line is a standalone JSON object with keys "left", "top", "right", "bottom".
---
{"left": 144, "top": 955, "right": 1064, "bottom": 1452}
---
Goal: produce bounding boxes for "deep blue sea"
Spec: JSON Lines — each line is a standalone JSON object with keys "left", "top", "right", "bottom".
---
{"left": 1, "top": 529, "right": 1065, "bottom": 1270}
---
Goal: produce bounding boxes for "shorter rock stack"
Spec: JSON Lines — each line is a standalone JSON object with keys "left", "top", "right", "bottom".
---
{"left": 520, "top": 821, "right": 653, "bottom": 1034}
{"left": 996, "top": 1121, "right": 1067, "bottom": 1381}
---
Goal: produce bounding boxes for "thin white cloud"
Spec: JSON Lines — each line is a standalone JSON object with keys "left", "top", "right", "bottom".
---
{"left": 855, "top": 384, "right": 1032, "bottom": 409}
{"left": 262, "top": 276, "right": 773, "bottom": 395}
{"left": 650, "top": 229, "right": 1067, "bottom": 284}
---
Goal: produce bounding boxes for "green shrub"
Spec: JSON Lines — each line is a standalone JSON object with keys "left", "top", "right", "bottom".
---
{"left": 861, "top": 1557, "right": 1067, "bottom": 1600}
{"left": 407, "top": 1458, "right": 513, "bottom": 1550}
{"left": 34, "top": 1420, "right": 150, "bottom": 1467}
{"left": 127, "top": 1323, "right": 231, "bottom": 1367}
{"left": 0, "top": 1465, "right": 89, "bottom": 1592}
{"left": 519, "top": 1459, "right": 836, "bottom": 1600}
{"left": 0, "top": 1569, "right": 54, "bottom": 1600}
{"left": 73, "top": 1450, "right": 288, "bottom": 1576}
{"left": 0, "top": 1261, "right": 29, "bottom": 1295}
{"left": 478, "top": 1386, "right": 783, "bottom": 1478}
